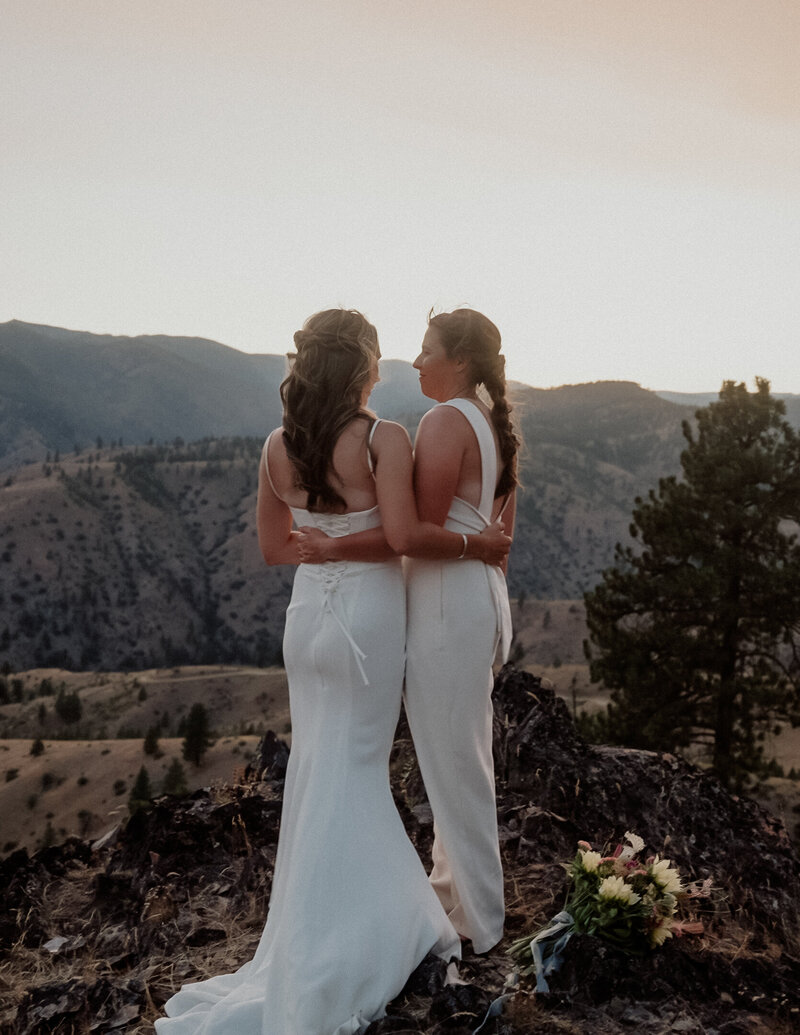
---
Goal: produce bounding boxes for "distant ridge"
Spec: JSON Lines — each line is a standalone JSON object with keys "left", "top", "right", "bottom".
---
{"left": 3, "top": 321, "right": 799, "bottom": 468}
{"left": 3, "top": 321, "right": 800, "bottom": 669}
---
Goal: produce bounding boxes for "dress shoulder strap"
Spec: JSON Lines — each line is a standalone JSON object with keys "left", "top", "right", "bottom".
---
{"left": 366, "top": 418, "right": 382, "bottom": 476}
{"left": 438, "top": 399, "right": 497, "bottom": 519}
{"left": 263, "top": 429, "right": 282, "bottom": 499}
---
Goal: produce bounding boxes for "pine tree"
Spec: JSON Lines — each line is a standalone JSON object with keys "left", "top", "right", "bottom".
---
{"left": 584, "top": 379, "right": 800, "bottom": 788}
{"left": 162, "top": 758, "right": 188, "bottom": 796}
{"left": 182, "top": 703, "right": 213, "bottom": 767}
{"left": 143, "top": 726, "right": 160, "bottom": 757}
{"left": 128, "top": 765, "right": 153, "bottom": 815}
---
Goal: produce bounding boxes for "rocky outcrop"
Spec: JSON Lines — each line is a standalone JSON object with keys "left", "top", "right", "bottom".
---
{"left": 1, "top": 667, "right": 799, "bottom": 1034}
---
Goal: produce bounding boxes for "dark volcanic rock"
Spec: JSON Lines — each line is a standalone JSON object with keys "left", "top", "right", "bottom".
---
{"left": 492, "top": 665, "right": 800, "bottom": 948}
{"left": 14, "top": 976, "right": 143, "bottom": 1034}
{"left": 244, "top": 729, "right": 290, "bottom": 782}
{"left": 3, "top": 667, "right": 800, "bottom": 1035}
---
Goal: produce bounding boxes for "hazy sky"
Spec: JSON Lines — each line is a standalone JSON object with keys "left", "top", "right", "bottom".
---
{"left": 3, "top": 1, "right": 799, "bottom": 391}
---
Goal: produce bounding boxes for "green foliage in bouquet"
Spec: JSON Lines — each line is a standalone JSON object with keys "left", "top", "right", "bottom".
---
{"left": 564, "top": 832, "right": 692, "bottom": 952}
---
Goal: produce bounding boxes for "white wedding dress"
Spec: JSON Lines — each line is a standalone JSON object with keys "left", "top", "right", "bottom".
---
{"left": 156, "top": 502, "right": 460, "bottom": 1035}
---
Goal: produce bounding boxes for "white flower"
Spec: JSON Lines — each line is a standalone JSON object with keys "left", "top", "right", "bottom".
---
{"left": 579, "top": 849, "right": 602, "bottom": 872}
{"left": 598, "top": 875, "right": 641, "bottom": 904}
{"left": 619, "top": 831, "right": 645, "bottom": 860}
{"left": 649, "top": 917, "right": 674, "bottom": 947}
{"left": 650, "top": 857, "right": 683, "bottom": 895}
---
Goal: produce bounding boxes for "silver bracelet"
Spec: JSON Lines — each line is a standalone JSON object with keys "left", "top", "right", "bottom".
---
{"left": 458, "top": 533, "right": 468, "bottom": 559}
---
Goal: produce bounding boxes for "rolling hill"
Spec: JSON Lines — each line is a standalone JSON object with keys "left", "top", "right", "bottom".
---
{"left": 2, "top": 319, "right": 798, "bottom": 671}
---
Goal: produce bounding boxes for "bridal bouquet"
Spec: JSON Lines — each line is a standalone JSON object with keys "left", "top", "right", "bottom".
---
{"left": 507, "top": 832, "right": 707, "bottom": 991}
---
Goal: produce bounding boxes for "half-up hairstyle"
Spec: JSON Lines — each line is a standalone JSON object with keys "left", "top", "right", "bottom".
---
{"left": 428, "top": 308, "right": 520, "bottom": 497}
{"left": 280, "top": 309, "right": 378, "bottom": 511}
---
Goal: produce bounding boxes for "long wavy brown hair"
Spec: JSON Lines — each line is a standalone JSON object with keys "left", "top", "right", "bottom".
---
{"left": 428, "top": 308, "right": 520, "bottom": 498}
{"left": 280, "top": 309, "right": 379, "bottom": 511}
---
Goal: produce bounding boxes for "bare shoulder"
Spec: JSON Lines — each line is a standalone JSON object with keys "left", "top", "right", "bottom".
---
{"left": 372, "top": 419, "right": 412, "bottom": 449}
{"left": 264, "top": 427, "right": 285, "bottom": 462}
{"left": 417, "top": 404, "right": 473, "bottom": 441}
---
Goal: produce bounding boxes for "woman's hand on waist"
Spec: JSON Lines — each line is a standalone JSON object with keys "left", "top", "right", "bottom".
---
{"left": 296, "top": 526, "right": 335, "bottom": 563}
{"left": 467, "top": 520, "right": 511, "bottom": 566}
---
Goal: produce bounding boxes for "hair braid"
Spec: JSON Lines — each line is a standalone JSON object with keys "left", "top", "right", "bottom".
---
{"left": 483, "top": 362, "right": 520, "bottom": 497}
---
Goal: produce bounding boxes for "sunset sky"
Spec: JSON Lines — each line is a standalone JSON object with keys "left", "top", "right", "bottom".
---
{"left": 3, "top": 1, "right": 799, "bottom": 392}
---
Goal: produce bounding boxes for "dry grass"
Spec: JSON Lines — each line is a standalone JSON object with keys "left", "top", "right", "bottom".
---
{"left": 0, "top": 852, "right": 272, "bottom": 1033}
{"left": 0, "top": 734, "right": 267, "bottom": 856}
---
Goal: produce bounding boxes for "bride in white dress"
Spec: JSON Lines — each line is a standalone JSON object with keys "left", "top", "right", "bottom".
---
{"left": 154, "top": 309, "right": 509, "bottom": 1035}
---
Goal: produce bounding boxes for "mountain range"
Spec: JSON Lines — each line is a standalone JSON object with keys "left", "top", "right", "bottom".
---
{"left": 2, "top": 319, "right": 798, "bottom": 671}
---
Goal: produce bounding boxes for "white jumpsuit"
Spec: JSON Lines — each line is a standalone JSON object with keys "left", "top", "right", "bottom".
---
{"left": 404, "top": 398, "right": 512, "bottom": 953}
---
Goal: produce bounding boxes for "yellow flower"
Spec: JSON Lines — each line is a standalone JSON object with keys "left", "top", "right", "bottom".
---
{"left": 649, "top": 917, "right": 674, "bottom": 947}
{"left": 598, "top": 875, "right": 641, "bottom": 904}
{"left": 580, "top": 849, "right": 602, "bottom": 872}
{"left": 650, "top": 857, "right": 683, "bottom": 895}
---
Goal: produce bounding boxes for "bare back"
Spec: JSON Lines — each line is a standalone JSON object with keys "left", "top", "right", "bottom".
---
{"left": 266, "top": 416, "right": 380, "bottom": 513}
{"left": 414, "top": 399, "right": 506, "bottom": 526}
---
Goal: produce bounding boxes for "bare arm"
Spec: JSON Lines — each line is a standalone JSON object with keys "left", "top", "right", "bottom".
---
{"left": 372, "top": 422, "right": 509, "bottom": 563}
{"left": 412, "top": 407, "right": 466, "bottom": 526}
{"left": 294, "top": 421, "right": 510, "bottom": 565}
{"left": 296, "top": 525, "right": 395, "bottom": 563}
{"left": 256, "top": 441, "right": 301, "bottom": 566}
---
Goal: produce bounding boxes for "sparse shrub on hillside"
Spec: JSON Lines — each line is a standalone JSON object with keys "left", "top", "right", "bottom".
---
{"left": 113, "top": 779, "right": 126, "bottom": 796}
{"left": 77, "top": 808, "right": 95, "bottom": 836}
{"left": 40, "top": 820, "right": 56, "bottom": 848}
{"left": 40, "top": 771, "right": 60, "bottom": 792}
{"left": 5, "top": 768, "right": 19, "bottom": 782}
{"left": 30, "top": 737, "right": 44, "bottom": 757}
{"left": 26, "top": 793, "right": 38, "bottom": 810}
{"left": 55, "top": 687, "right": 82, "bottom": 723}
{"left": 117, "top": 726, "right": 142, "bottom": 739}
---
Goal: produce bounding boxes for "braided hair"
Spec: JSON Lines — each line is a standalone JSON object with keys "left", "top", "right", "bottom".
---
{"left": 428, "top": 308, "right": 520, "bottom": 497}
{"left": 280, "top": 309, "right": 378, "bottom": 511}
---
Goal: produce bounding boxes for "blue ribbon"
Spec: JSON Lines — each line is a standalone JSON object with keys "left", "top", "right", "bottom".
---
{"left": 471, "top": 911, "right": 575, "bottom": 1031}
{"left": 529, "top": 910, "right": 575, "bottom": 993}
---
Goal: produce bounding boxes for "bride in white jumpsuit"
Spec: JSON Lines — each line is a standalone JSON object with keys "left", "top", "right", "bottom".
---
{"left": 405, "top": 309, "right": 519, "bottom": 954}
